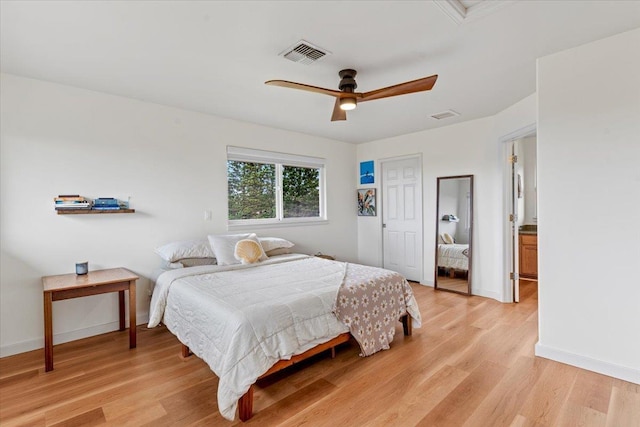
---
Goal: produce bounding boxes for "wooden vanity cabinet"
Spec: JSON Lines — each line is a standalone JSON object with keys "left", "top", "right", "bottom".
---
{"left": 519, "top": 234, "right": 538, "bottom": 280}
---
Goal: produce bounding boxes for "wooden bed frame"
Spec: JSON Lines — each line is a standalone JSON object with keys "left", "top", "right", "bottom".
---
{"left": 180, "top": 314, "right": 413, "bottom": 421}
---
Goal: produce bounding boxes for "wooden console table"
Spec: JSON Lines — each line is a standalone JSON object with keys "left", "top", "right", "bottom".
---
{"left": 42, "top": 267, "right": 138, "bottom": 372}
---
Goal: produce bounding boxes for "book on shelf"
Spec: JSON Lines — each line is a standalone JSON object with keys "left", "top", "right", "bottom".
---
{"left": 92, "top": 206, "right": 121, "bottom": 210}
{"left": 55, "top": 197, "right": 91, "bottom": 207}
{"left": 55, "top": 201, "right": 91, "bottom": 205}
{"left": 55, "top": 194, "right": 86, "bottom": 200}
{"left": 94, "top": 198, "right": 119, "bottom": 206}
{"left": 55, "top": 206, "right": 91, "bottom": 210}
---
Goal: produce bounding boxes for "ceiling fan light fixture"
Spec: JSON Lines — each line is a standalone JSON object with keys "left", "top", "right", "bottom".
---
{"left": 339, "top": 97, "right": 357, "bottom": 111}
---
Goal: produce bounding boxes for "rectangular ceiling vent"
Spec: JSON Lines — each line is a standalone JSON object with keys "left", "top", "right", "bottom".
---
{"left": 280, "top": 40, "right": 330, "bottom": 65}
{"left": 431, "top": 110, "right": 460, "bottom": 120}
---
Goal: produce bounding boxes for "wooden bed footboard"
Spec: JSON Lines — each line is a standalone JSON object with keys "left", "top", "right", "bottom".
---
{"left": 179, "top": 314, "right": 413, "bottom": 421}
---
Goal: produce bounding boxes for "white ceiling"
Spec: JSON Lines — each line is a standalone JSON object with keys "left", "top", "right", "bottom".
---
{"left": 1, "top": 1, "right": 639, "bottom": 144}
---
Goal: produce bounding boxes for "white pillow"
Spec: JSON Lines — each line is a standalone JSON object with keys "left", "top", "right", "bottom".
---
{"left": 442, "top": 233, "right": 454, "bottom": 244}
{"left": 265, "top": 247, "right": 293, "bottom": 257}
{"left": 155, "top": 240, "right": 214, "bottom": 262}
{"left": 258, "top": 237, "right": 295, "bottom": 252}
{"left": 208, "top": 233, "right": 267, "bottom": 265}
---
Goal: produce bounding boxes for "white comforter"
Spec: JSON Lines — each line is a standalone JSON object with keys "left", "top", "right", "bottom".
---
{"left": 148, "top": 254, "right": 351, "bottom": 420}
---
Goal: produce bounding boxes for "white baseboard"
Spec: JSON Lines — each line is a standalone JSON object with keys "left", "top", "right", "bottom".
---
{"left": 472, "top": 287, "right": 501, "bottom": 301}
{"left": 0, "top": 313, "right": 149, "bottom": 358}
{"left": 535, "top": 342, "right": 640, "bottom": 385}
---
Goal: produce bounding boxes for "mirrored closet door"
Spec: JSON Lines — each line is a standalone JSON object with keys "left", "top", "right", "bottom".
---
{"left": 434, "top": 175, "right": 473, "bottom": 295}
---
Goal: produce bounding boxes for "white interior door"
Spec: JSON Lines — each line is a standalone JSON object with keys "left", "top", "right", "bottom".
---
{"left": 382, "top": 156, "right": 422, "bottom": 282}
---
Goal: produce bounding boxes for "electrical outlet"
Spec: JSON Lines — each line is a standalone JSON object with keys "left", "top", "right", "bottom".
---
{"left": 204, "top": 210, "right": 212, "bottom": 221}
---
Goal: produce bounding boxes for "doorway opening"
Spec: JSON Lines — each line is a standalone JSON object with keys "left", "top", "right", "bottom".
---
{"left": 500, "top": 123, "right": 537, "bottom": 303}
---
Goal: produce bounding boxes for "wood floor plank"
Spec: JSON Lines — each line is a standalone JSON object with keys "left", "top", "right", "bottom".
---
{"left": 519, "top": 359, "right": 579, "bottom": 425}
{"left": 104, "top": 402, "right": 167, "bottom": 426}
{"left": 416, "top": 360, "right": 507, "bottom": 426}
{"left": 366, "top": 364, "right": 470, "bottom": 427}
{"left": 557, "top": 401, "right": 607, "bottom": 427}
{"left": 244, "top": 379, "right": 337, "bottom": 426}
{"left": 49, "top": 407, "right": 105, "bottom": 427}
{"left": 568, "top": 369, "right": 614, "bottom": 414}
{"left": 509, "top": 414, "right": 546, "bottom": 427}
{"left": 462, "top": 356, "right": 548, "bottom": 427}
{"left": 605, "top": 382, "right": 640, "bottom": 427}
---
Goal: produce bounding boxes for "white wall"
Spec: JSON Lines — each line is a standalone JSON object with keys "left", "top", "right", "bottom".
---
{"left": 0, "top": 74, "right": 357, "bottom": 356}
{"left": 536, "top": 28, "right": 640, "bottom": 384}
{"left": 357, "top": 93, "right": 535, "bottom": 297}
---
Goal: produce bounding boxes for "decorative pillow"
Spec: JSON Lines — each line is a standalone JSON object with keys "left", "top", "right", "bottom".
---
{"left": 442, "top": 233, "right": 454, "bottom": 244}
{"left": 265, "top": 247, "right": 293, "bottom": 257}
{"left": 234, "top": 239, "right": 265, "bottom": 264}
{"left": 155, "top": 240, "right": 214, "bottom": 262}
{"left": 208, "top": 233, "right": 267, "bottom": 265}
{"left": 258, "top": 237, "right": 295, "bottom": 252}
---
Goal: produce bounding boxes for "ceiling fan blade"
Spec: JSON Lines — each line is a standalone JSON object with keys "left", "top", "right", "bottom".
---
{"left": 265, "top": 80, "right": 342, "bottom": 97}
{"left": 331, "top": 98, "right": 347, "bottom": 121}
{"left": 360, "top": 74, "right": 438, "bottom": 102}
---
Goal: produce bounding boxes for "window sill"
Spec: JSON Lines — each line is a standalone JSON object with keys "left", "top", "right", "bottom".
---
{"left": 228, "top": 218, "right": 329, "bottom": 230}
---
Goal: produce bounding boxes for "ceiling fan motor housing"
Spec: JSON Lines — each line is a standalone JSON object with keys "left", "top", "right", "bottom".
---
{"left": 338, "top": 69, "right": 357, "bottom": 92}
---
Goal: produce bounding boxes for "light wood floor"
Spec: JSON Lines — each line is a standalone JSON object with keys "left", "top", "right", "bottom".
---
{"left": 1, "top": 282, "right": 639, "bottom": 426}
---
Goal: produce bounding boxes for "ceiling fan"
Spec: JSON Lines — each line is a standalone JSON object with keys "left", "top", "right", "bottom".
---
{"left": 265, "top": 69, "right": 438, "bottom": 121}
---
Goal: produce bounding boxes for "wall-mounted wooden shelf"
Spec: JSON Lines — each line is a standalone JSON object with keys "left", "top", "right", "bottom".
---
{"left": 56, "top": 209, "right": 135, "bottom": 215}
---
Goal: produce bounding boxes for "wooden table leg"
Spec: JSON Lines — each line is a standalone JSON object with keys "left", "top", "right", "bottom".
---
{"left": 118, "top": 290, "right": 125, "bottom": 331}
{"left": 129, "top": 280, "right": 136, "bottom": 349}
{"left": 44, "top": 292, "right": 53, "bottom": 372}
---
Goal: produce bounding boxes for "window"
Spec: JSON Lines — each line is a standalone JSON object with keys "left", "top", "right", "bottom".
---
{"left": 227, "top": 146, "right": 326, "bottom": 226}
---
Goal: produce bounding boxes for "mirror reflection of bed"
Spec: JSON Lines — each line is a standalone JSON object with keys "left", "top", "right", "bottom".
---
{"left": 435, "top": 175, "right": 473, "bottom": 295}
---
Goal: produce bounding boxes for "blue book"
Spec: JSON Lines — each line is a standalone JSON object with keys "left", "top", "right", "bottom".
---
{"left": 94, "top": 198, "right": 119, "bottom": 206}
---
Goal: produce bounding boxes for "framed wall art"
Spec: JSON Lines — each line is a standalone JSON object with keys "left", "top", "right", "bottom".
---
{"left": 357, "top": 188, "right": 376, "bottom": 216}
{"left": 359, "top": 160, "right": 374, "bottom": 184}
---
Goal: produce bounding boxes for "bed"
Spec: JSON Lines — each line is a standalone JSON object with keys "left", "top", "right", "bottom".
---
{"left": 437, "top": 243, "right": 469, "bottom": 274}
{"left": 148, "top": 253, "right": 421, "bottom": 421}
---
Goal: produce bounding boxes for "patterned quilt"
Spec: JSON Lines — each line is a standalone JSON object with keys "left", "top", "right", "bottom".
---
{"left": 334, "top": 263, "right": 422, "bottom": 356}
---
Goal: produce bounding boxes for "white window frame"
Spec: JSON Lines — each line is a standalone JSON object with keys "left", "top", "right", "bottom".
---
{"left": 227, "top": 146, "right": 327, "bottom": 229}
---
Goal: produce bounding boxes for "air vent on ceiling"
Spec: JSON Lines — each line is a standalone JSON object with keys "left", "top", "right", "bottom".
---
{"left": 430, "top": 110, "right": 460, "bottom": 120}
{"left": 280, "top": 40, "right": 330, "bottom": 65}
